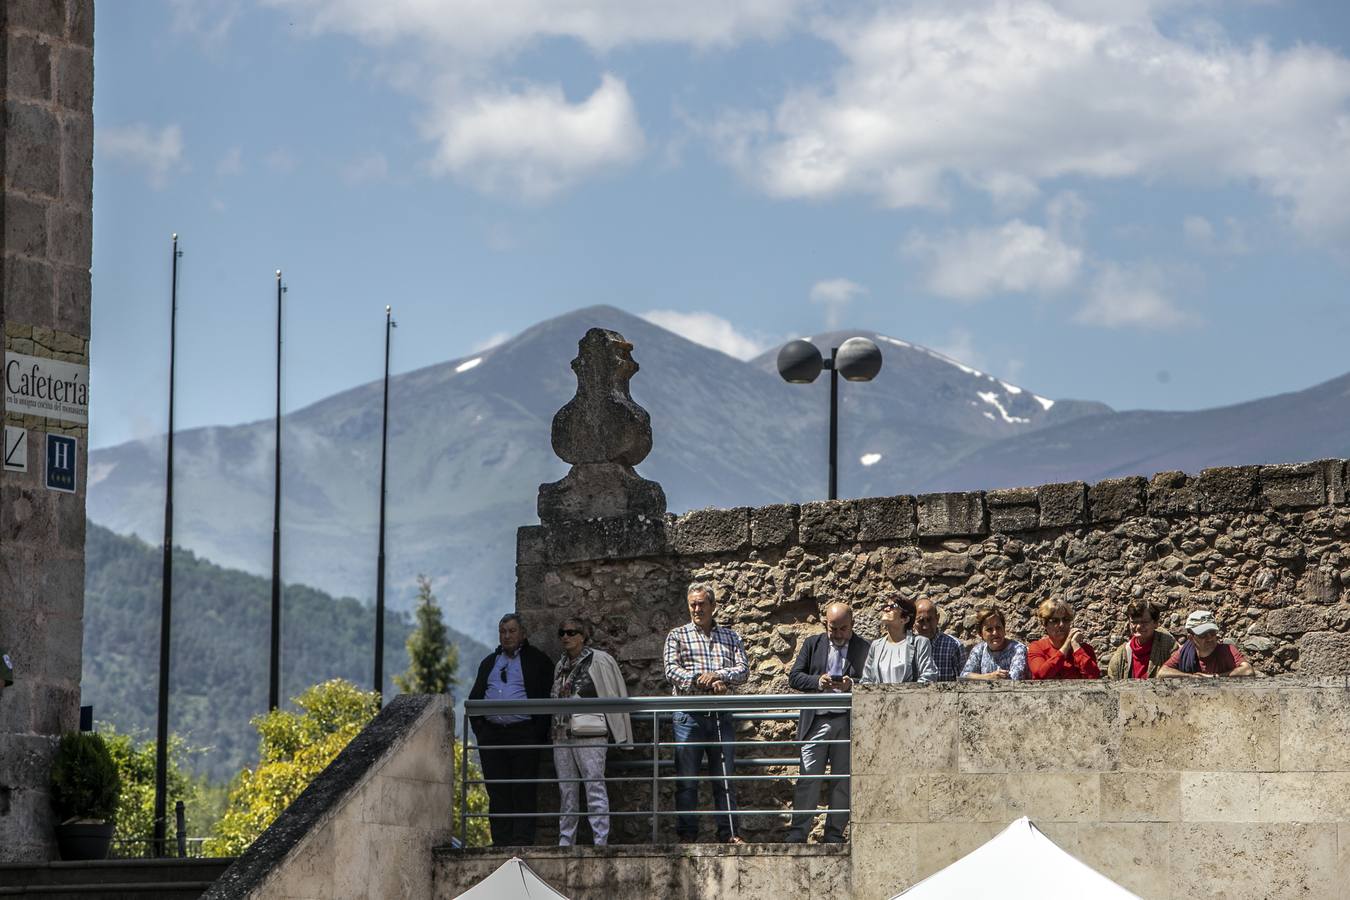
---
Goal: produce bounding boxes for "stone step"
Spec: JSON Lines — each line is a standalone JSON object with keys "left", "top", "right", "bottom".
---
{"left": 0, "top": 882, "right": 216, "bottom": 899}
{"left": 0, "top": 858, "right": 233, "bottom": 898}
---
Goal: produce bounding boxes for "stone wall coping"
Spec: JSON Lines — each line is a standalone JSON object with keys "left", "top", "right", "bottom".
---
{"left": 852, "top": 675, "right": 1350, "bottom": 695}
{"left": 522, "top": 458, "right": 1350, "bottom": 565}
{"left": 200, "top": 694, "right": 439, "bottom": 900}
{"left": 433, "top": 843, "right": 849, "bottom": 861}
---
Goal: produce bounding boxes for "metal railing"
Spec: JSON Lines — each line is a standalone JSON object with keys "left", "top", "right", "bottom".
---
{"left": 460, "top": 693, "right": 852, "bottom": 845}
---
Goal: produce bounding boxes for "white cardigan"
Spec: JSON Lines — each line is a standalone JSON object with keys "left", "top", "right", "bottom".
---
{"left": 587, "top": 648, "right": 634, "bottom": 745}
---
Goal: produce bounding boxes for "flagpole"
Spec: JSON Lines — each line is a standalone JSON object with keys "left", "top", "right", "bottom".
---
{"left": 375, "top": 305, "right": 394, "bottom": 701}
{"left": 269, "top": 270, "right": 286, "bottom": 710}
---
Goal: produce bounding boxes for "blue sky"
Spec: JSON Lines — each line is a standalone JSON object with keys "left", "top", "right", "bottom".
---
{"left": 90, "top": 0, "right": 1350, "bottom": 450}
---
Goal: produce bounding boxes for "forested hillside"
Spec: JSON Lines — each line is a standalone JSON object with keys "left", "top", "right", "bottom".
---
{"left": 82, "top": 522, "right": 489, "bottom": 782}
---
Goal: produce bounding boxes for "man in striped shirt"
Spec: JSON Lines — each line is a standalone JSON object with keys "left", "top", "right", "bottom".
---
{"left": 663, "top": 583, "right": 749, "bottom": 843}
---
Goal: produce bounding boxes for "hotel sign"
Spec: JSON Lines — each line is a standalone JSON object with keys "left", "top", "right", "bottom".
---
{"left": 4, "top": 351, "right": 89, "bottom": 424}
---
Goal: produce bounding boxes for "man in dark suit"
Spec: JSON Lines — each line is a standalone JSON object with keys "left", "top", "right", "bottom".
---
{"left": 468, "top": 612, "right": 554, "bottom": 846}
{"left": 785, "top": 602, "right": 870, "bottom": 843}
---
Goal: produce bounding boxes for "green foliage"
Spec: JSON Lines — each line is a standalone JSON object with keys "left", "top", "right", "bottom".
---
{"left": 452, "top": 742, "right": 491, "bottom": 848}
{"left": 50, "top": 732, "right": 122, "bottom": 823}
{"left": 394, "top": 575, "right": 459, "bottom": 695}
{"left": 102, "top": 727, "right": 202, "bottom": 845}
{"left": 204, "top": 679, "right": 379, "bottom": 857}
{"left": 82, "top": 523, "right": 490, "bottom": 782}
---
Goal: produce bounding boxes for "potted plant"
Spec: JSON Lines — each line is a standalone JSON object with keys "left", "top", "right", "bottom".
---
{"left": 50, "top": 732, "right": 122, "bottom": 860}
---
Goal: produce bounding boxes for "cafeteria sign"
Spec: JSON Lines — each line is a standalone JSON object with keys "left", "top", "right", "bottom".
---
{"left": 4, "top": 351, "right": 89, "bottom": 424}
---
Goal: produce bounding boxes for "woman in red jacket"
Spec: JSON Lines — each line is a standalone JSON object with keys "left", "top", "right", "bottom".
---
{"left": 1027, "top": 599, "right": 1100, "bottom": 679}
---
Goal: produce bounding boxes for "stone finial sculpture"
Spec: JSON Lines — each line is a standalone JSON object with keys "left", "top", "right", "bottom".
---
{"left": 538, "top": 328, "right": 667, "bottom": 524}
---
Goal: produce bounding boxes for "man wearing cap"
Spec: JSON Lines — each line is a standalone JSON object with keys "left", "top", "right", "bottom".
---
{"left": 1158, "top": 610, "right": 1254, "bottom": 678}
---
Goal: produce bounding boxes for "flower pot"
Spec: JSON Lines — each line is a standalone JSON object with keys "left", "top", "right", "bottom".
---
{"left": 55, "top": 821, "right": 114, "bottom": 860}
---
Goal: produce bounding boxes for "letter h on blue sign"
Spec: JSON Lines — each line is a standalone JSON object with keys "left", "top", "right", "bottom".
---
{"left": 46, "top": 434, "right": 77, "bottom": 493}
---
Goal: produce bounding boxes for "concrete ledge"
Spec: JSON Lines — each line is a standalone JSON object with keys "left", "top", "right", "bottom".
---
{"left": 433, "top": 843, "right": 849, "bottom": 900}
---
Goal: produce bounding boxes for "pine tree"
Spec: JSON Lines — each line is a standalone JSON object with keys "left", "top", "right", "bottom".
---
{"left": 394, "top": 575, "right": 459, "bottom": 695}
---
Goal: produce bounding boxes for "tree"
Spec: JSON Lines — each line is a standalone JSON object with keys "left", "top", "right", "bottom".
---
{"left": 452, "top": 742, "right": 491, "bottom": 848}
{"left": 394, "top": 575, "right": 459, "bottom": 695}
{"left": 204, "top": 679, "right": 379, "bottom": 856}
{"left": 102, "top": 727, "right": 202, "bottom": 852}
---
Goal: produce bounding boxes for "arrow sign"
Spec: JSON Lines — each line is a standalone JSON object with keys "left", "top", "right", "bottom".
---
{"left": 3, "top": 426, "right": 26, "bottom": 473}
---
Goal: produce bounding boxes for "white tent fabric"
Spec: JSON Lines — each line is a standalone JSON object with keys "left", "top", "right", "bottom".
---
{"left": 454, "top": 856, "right": 572, "bottom": 900}
{"left": 893, "top": 817, "right": 1141, "bottom": 899}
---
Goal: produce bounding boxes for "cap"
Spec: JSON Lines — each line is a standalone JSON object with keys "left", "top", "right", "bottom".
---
{"left": 1184, "top": 610, "right": 1220, "bottom": 635}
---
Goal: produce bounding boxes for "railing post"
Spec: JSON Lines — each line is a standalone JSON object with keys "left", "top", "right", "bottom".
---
{"left": 175, "top": 800, "right": 187, "bottom": 857}
{"left": 650, "top": 710, "right": 659, "bottom": 844}
{"left": 461, "top": 711, "right": 470, "bottom": 848}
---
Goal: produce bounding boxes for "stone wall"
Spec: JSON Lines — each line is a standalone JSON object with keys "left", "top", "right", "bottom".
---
{"left": 850, "top": 679, "right": 1350, "bottom": 900}
{"left": 433, "top": 844, "right": 848, "bottom": 900}
{"left": 0, "top": 0, "right": 95, "bottom": 863}
{"left": 204, "top": 694, "right": 455, "bottom": 900}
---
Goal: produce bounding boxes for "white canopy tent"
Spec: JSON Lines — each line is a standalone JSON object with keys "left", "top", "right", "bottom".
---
{"left": 454, "top": 857, "right": 571, "bottom": 900}
{"left": 892, "top": 817, "right": 1141, "bottom": 899}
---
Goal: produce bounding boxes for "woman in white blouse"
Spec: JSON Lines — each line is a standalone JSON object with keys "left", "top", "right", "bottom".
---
{"left": 860, "top": 595, "right": 939, "bottom": 684}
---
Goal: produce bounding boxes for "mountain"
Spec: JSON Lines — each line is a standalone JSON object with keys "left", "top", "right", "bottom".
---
{"left": 82, "top": 522, "right": 490, "bottom": 782}
{"left": 88, "top": 307, "right": 1093, "bottom": 642}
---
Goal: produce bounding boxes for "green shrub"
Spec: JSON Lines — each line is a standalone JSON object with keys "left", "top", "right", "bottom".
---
{"left": 50, "top": 732, "right": 122, "bottom": 823}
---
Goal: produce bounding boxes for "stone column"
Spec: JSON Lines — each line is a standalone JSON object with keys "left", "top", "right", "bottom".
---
{"left": 0, "top": 0, "right": 95, "bottom": 862}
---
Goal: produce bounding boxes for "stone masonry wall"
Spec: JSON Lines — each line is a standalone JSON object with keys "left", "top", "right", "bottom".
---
{"left": 0, "top": 0, "right": 95, "bottom": 862}
{"left": 516, "top": 459, "right": 1350, "bottom": 840}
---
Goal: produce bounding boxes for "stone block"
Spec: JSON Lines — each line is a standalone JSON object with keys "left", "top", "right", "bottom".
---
{"left": 916, "top": 492, "right": 986, "bottom": 537}
{"left": 900, "top": 551, "right": 973, "bottom": 578}
{"left": 1317, "top": 458, "right": 1347, "bottom": 504}
{"left": 1072, "top": 824, "right": 1176, "bottom": 900}
{"left": 1259, "top": 462, "right": 1326, "bottom": 509}
{"left": 1281, "top": 687, "right": 1350, "bottom": 771}
{"left": 927, "top": 772, "right": 1100, "bottom": 824}
{"left": 1179, "top": 771, "right": 1261, "bottom": 822}
{"left": 43, "top": 615, "right": 83, "bottom": 687}
{"left": 1099, "top": 771, "right": 1179, "bottom": 823}
{"left": 851, "top": 687, "right": 958, "bottom": 776}
{"left": 4, "top": 195, "right": 48, "bottom": 258}
{"left": 543, "top": 515, "right": 667, "bottom": 564}
{"left": 55, "top": 47, "right": 93, "bottom": 112}
{"left": 8, "top": 0, "right": 65, "bottom": 32}
{"left": 855, "top": 495, "right": 916, "bottom": 542}
{"left": 516, "top": 525, "right": 546, "bottom": 566}
{"left": 1258, "top": 772, "right": 1350, "bottom": 823}
{"left": 1166, "top": 822, "right": 1338, "bottom": 899}
{"left": 60, "top": 113, "right": 94, "bottom": 206}
{"left": 906, "top": 822, "right": 1000, "bottom": 888}
{"left": 1296, "top": 631, "right": 1350, "bottom": 676}
{"left": 957, "top": 686, "right": 1116, "bottom": 773}
{"left": 55, "top": 265, "right": 91, "bottom": 336}
{"left": 750, "top": 503, "right": 797, "bottom": 548}
{"left": 850, "top": 823, "right": 918, "bottom": 900}
{"left": 1037, "top": 481, "right": 1086, "bottom": 528}
{"left": 47, "top": 205, "right": 91, "bottom": 267}
{"left": 0, "top": 787, "right": 56, "bottom": 852}
{"left": 0, "top": 735, "right": 56, "bottom": 790}
{"left": 67, "top": 0, "right": 94, "bottom": 46}
{"left": 670, "top": 507, "right": 749, "bottom": 555}
{"left": 986, "top": 487, "right": 1038, "bottom": 533}
{"left": 1252, "top": 605, "right": 1327, "bottom": 636}
{"left": 1118, "top": 685, "right": 1280, "bottom": 772}
{"left": 3, "top": 255, "right": 54, "bottom": 326}
{"left": 850, "top": 773, "right": 931, "bottom": 825}
{"left": 1147, "top": 470, "right": 1200, "bottom": 516}
{"left": 267, "top": 822, "right": 335, "bottom": 899}
{"left": 1197, "top": 465, "right": 1261, "bottom": 512}
{"left": 4, "top": 102, "right": 61, "bottom": 198}
{"left": 1087, "top": 476, "right": 1147, "bottom": 523}
{"left": 798, "top": 500, "right": 858, "bottom": 547}
{"left": 6, "top": 34, "right": 52, "bottom": 104}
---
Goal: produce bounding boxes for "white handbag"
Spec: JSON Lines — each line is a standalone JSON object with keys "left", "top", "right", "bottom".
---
{"left": 569, "top": 713, "right": 609, "bottom": 737}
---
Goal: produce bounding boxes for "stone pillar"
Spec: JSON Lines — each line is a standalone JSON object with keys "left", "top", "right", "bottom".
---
{"left": 0, "top": 0, "right": 95, "bottom": 862}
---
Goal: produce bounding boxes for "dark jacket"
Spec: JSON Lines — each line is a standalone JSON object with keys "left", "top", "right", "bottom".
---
{"left": 789, "top": 632, "right": 870, "bottom": 740}
{"left": 468, "top": 640, "right": 554, "bottom": 743}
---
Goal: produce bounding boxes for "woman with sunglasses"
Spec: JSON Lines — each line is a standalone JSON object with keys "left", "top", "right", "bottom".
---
{"left": 1027, "top": 599, "right": 1101, "bottom": 680}
{"left": 550, "top": 617, "right": 632, "bottom": 846}
{"left": 960, "top": 605, "right": 1028, "bottom": 681}
{"left": 859, "top": 595, "right": 938, "bottom": 684}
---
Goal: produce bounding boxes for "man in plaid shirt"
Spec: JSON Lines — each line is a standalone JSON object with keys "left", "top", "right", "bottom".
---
{"left": 914, "top": 599, "right": 967, "bottom": 681}
{"left": 663, "top": 583, "right": 749, "bottom": 843}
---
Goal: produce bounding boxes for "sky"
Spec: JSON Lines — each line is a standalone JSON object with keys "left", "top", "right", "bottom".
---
{"left": 90, "top": 0, "right": 1350, "bottom": 450}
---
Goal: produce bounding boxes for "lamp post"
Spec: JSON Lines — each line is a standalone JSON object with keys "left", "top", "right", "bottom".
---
{"left": 776, "top": 336, "right": 882, "bottom": 500}
{"left": 269, "top": 269, "right": 287, "bottom": 711}
{"left": 374, "top": 305, "right": 396, "bottom": 702}
{"left": 153, "top": 233, "right": 183, "bottom": 857}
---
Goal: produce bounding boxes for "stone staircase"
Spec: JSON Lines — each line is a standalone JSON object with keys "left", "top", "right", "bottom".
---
{"left": 0, "top": 858, "right": 233, "bottom": 899}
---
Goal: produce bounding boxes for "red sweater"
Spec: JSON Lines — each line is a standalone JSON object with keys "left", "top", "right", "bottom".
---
{"left": 1027, "top": 637, "right": 1101, "bottom": 680}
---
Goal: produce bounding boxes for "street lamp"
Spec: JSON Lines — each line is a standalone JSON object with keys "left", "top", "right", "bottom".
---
{"left": 776, "top": 336, "right": 882, "bottom": 500}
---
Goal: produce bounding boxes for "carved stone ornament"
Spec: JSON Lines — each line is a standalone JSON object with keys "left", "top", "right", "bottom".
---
{"left": 538, "top": 328, "right": 667, "bottom": 524}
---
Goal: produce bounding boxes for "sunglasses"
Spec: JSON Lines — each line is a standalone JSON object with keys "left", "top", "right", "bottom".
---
{"left": 879, "top": 602, "right": 900, "bottom": 611}
{"left": 558, "top": 628, "right": 583, "bottom": 637}
{"left": 498, "top": 665, "right": 508, "bottom": 682}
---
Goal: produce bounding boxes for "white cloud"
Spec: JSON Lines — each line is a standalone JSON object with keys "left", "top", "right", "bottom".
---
{"left": 809, "top": 278, "right": 867, "bottom": 328}
{"left": 1183, "top": 213, "right": 1250, "bottom": 253}
{"left": 1075, "top": 262, "right": 1192, "bottom": 329}
{"left": 99, "top": 124, "right": 186, "bottom": 189}
{"left": 341, "top": 152, "right": 389, "bottom": 185}
{"left": 471, "top": 331, "right": 513, "bottom": 353}
{"left": 904, "top": 220, "right": 1083, "bottom": 301}
{"left": 722, "top": 1, "right": 1350, "bottom": 240}
{"left": 216, "top": 146, "right": 243, "bottom": 176}
{"left": 426, "top": 74, "right": 644, "bottom": 200}
{"left": 640, "top": 310, "right": 774, "bottom": 359}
